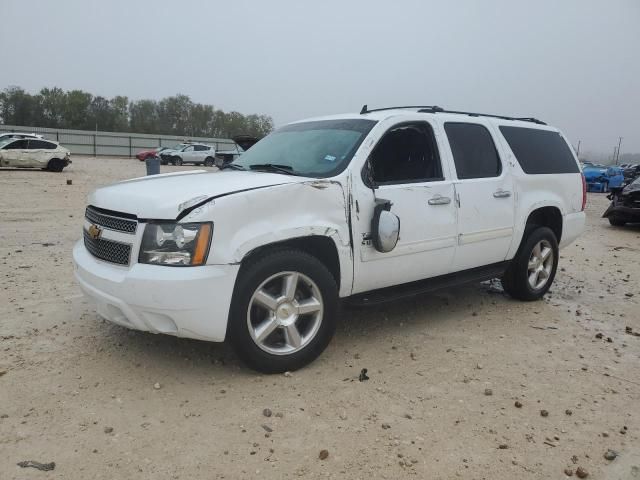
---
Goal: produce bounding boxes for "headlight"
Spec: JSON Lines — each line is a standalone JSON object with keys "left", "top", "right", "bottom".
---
{"left": 139, "top": 222, "right": 212, "bottom": 266}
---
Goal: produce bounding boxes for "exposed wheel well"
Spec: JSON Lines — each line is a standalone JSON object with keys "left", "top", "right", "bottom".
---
{"left": 525, "top": 207, "right": 562, "bottom": 242}
{"left": 241, "top": 236, "right": 341, "bottom": 288}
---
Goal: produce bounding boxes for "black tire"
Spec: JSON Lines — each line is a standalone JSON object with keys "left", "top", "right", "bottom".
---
{"left": 173, "top": 156, "right": 183, "bottom": 166}
{"left": 228, "top": 249, "right": 338, "bottom": 373}
{"left": 47, "top": 158, "right": 65, "bottom": 172}
{"left": 204, "top": 157, "right": 215, "bottom": 167}
{"left": 502, "top": 226, "right": 559, "bottom": 301}
{"left": 608, "top": 216, "right": 626, "bottom": 227}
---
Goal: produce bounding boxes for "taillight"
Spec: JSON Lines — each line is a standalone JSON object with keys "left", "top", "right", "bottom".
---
{"left": 581, "top": 174, "right": 587, "bottom": 211}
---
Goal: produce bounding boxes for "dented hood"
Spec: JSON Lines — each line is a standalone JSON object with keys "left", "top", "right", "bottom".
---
{"left": 88, "top": 170, "right": 302, "bottom": 219}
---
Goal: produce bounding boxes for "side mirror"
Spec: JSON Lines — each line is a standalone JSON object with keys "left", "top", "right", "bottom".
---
{"left": 371, "top": 199, "right": 400, "bottom": 253}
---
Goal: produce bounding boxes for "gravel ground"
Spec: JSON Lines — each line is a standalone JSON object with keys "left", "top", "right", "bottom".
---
{"left": 1, "top": 157, "right": 639, "bottom": 479}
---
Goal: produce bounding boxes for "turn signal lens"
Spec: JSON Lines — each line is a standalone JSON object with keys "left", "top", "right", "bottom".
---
{"left": 192, "top": 223, "right": 212, "bottom": 266}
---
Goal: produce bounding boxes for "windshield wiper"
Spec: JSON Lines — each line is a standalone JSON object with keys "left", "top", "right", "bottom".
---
{"left": 248, "top": 163, "right": 300, "bottom": 176}
{"left": 218, "top": 162, "right": 246, "bottom": 171}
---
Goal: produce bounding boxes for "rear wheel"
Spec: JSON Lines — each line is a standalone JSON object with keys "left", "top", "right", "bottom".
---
{"left": 228, "top": 249, "right": 338, "bottom": 373}
{"left": 204, "top": 157, "right": 215, "bottom": 167}
{"left": 502, "top": 226, "right": 558, "bottom": 301}
{"left": 608, "top": 216, "right": 626, "bottom": 227}
{"left": 47, "top": 158, "right": 65, "bottom": 172}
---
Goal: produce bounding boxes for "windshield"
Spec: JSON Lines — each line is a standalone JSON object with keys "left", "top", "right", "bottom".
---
{"left": 233, "top": 119, "right": 377, "bottom": 178}
{"left": 169, "top": 143, "right": 187, "bottom": 151}
{"left": 0, "top": 138, "right": 13, "bottom": 148}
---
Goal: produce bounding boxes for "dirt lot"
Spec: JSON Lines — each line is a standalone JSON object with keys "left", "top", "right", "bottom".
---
{"left": 1, "top": 156, "right": 639, "bottom": 479}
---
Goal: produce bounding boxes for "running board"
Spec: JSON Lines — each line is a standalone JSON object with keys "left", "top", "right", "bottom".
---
{"left": 347, "top": 261, "right": 509, "bottom": 307}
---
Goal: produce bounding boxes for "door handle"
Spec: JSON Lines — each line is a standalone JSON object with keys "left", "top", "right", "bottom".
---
{"left": 493, "top": 189, "right": 511, "bottom": 198}
{"left": 428, "top": 195, "right": 451, "bottom": 205}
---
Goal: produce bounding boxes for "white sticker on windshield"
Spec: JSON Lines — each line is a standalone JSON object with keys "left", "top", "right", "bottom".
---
{"left": 324, "top": 155, "right": 337, "bottom": 162}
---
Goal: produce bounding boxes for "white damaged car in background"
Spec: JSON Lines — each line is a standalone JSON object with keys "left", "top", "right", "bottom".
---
{"left": 73, "top": 105, "right": 586, "bottom": 373}
{"left": 0, "top": 137, "right": 71, "bottom": 172}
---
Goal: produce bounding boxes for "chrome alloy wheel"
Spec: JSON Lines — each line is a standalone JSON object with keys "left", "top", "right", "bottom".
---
{"left": 527, "top": 239, "right": 554, "bottom": 290}
{"left": 247, "top": 271, "right": 324, "bottom": 355}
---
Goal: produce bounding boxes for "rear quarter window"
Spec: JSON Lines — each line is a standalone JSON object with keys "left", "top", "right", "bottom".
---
{"left": 499, "top": 126, "right": 579, "bottom": 174}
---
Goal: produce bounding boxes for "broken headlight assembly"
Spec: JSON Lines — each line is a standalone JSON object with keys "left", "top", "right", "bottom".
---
{"left": 139, "top": 222, "right": 212, "bottom": 266}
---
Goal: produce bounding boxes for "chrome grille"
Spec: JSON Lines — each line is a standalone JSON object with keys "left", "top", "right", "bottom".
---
{"left": 85, "top": 206, "right": 137, "bottom": 234}
{"left": 83, "top": 230, "right": 132, "bottom": 266}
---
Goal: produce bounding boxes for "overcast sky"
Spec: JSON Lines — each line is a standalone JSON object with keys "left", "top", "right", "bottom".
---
{"left": 1, "top": 0, "right": 638, "bottom": 155}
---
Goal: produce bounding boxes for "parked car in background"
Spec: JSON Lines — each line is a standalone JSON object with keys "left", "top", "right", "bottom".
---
{"left": 74, "top": 105, "right": 585, "bottom": 372}
{"left": 603, "top": 176, "right": 640, "bottom": 226}
{"left": 623, "top": 164, "right": 640, "bottom": 182}
{"left": 0, "top": 132, "right": 44, "bottom": 142}
{"left": 136, "top": 146, "right": 169, "bottom": 161}
{"left": 582, "top": 165, "right": 624, "bottom": 192}
{"left": 0, "top": 137, "right": 71, "bottom": 172}
{"left": 159, "top": 143, "right": 216, "bottom": 166}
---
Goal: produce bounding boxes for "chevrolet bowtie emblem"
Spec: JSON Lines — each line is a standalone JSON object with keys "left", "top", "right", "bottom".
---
{"left": 88, "top": 224, "right": 102, "bottom": 240}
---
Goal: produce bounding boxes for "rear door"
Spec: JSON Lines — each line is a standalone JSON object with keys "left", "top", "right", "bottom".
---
{"left": 443, "top": 121, "right": 515, "bottom": 271}
{"left": 194, "top": 144, "right": 210, "bottom": 163}
{"left": 26, "top": 139, "right": 56, "bottom": 167}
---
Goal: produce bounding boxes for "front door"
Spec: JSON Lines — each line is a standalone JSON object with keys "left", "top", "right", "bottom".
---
{"left": 181, "top": 145, "right": 195, "bottom": 163}
{"left": 442, "top": 121, "right": 515, "bottom": 270}
{"left": 352, "top": 120, "right": 457, "bottom": 294}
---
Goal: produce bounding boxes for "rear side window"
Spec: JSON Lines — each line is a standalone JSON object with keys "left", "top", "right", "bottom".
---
{"left": 444, "top": 123, "right": 502, "bottom": 179}
{"left": 28, "top": 140, "right": 56, "bottom": 149}
{"left": 499, "top": 126, "right": 579, "bottom": 174}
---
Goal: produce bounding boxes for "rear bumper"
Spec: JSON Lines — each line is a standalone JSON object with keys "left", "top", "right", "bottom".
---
{"left": 72, "top": 240, "right": 239, "bottom": 341}
{"left": 560, "top": 211, "right": 586, "bottom": 249}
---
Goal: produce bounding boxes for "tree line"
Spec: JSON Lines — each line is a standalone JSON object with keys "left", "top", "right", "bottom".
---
{"left": 0, "top": 86, "right": 274, "bottom": 139}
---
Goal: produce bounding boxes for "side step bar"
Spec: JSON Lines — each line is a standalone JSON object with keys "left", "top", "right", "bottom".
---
{"left": 347, "top": 261, "right": 509, "bottom": 307}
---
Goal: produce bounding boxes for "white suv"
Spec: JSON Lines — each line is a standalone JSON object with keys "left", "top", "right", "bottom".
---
{"left": 73, "top": 105, "right": 586, "bottom": 372}
{"left": 0, "top": 137, "right": 71, "bottom": 171}
{"left": 159, "top": 143, "right": 216, "bottom": 166}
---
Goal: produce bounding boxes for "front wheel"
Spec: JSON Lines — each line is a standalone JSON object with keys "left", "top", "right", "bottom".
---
{"left": 502, "top": 226, "right": 559, "bottom": 301}
{"left": 47, "top": 158, "right": 65, "bottom": 172}
{"left": 228, "top": 249, "right": 338, "bottom": 373}
{"left": 608, "top": 216, "right": 626, "bottom": 227}
{"left": 173, "top": 157, "right": 183, "bottom": 166}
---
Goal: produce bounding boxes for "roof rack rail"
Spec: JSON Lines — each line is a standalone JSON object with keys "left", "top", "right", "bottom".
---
{"left": 360, "top": 105, "right": 444, "bottom": 114}
{"left": 360, "top": 104, "right": 546, "bottom": 125}
{"left": 418, "top": 108, "right": 546, "bottom": 125}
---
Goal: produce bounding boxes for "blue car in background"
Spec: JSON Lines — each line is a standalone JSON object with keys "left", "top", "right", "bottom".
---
{"left": 582, "top": 165, "right": 625, "bottom": 192}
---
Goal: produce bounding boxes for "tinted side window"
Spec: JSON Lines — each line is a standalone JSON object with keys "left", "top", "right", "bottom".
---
{"left": 368, "top": 122, "right": 442, "bottom": 184}
{"left": 4, "top": 140, "right": 28, "bottom": 150}
{"left": 499, "top": 126, "right": 579, "bottom": 174}
{"left": 28, "top": 140, "right": 56, "bottom": 149}
{"left": 195, "top": 145, "right": 209, "bottom": 151}
{"left": 445, "top": 123, "right": 501, "bottom": 179}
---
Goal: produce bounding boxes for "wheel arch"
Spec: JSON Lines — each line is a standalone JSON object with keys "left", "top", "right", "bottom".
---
{"left": 507, "top": 203, "right": 564, "bottom": 259}
{"left": 238, "top": 234, "right": 344, "bottom": 293}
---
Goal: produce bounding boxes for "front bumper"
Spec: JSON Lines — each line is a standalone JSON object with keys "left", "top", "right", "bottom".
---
{"left": 602, "top": 204, "right": 640, "bottom": 222}
{"left": 73, "top": 240, "right": 239, "bottom": 341}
